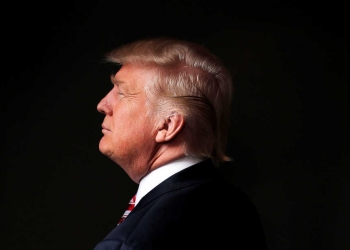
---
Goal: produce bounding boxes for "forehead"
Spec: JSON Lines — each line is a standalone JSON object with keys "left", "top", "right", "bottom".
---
{"left": 112, "top": 63, "right": 157, "bottom": 89}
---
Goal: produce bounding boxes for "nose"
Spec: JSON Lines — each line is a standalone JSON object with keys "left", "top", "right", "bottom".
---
{"left": 97, "top": 96, "right": 111, "bottom": 115}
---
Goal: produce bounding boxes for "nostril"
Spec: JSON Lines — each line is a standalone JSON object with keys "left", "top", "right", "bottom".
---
{"left": 97, "top": 100, "right": 106, "bottom": 113}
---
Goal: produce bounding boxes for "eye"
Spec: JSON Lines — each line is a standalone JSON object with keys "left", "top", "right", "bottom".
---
{"left": 113, "top": 85, "right": 124, "bottom": 96}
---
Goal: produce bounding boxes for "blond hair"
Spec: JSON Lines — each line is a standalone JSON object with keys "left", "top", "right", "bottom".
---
{"left": 105, "top": 37, "right": 233, "bottom": 164}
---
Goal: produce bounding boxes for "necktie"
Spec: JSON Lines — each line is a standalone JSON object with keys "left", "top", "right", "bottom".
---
{"left": 117, "top": 195, "right": 136, "bottom": 225}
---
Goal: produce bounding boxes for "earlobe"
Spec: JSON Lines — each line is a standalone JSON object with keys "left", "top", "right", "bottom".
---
{"left": 155, "top": 112, "right": 184, "bottom": 143}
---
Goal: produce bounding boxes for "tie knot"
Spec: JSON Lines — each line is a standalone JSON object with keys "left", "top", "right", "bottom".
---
{"left": 127, "top": 195, "right": 136, "bottom": 210}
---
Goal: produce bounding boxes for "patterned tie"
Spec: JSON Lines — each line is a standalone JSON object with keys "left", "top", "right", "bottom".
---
{"left": 117, "top": 195, "right": 136, "bottom": 225}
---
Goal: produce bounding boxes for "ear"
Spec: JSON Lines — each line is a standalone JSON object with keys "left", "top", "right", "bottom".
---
{"left": 156, "top": 112, "right": 184, "bottom": 143}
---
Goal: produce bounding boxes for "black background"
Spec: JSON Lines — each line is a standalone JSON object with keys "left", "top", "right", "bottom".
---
{"left": 1, "top": 1, "right": 349, "bottom": 249}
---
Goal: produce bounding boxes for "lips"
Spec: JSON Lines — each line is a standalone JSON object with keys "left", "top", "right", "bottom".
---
{"left": 101, "top": 124, "right": 110, "bottom": 131}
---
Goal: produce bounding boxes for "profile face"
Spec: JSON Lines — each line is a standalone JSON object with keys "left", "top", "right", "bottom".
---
{"left": 97, "top": 63, "right": 159, "bottom": 175}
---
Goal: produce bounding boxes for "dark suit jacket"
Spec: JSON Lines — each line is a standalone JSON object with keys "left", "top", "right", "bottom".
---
{"left": 94, "top": 159, "right": 267, "bottom": 250}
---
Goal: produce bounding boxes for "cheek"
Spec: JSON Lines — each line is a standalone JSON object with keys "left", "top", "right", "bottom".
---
{"left": 114, "top": 104, "right": 147, "bottom": 126}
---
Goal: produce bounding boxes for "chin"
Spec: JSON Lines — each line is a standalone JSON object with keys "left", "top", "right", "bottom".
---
{"left": 98, "top": 138, "right": 110, "bottom": 156}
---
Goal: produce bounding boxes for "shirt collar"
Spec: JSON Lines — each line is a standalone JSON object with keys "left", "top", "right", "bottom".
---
{"left": 135, "top": 156, "right": 205, "bottom": 206}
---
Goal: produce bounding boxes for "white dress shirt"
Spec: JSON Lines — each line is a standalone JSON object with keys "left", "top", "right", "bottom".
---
{"left": 134, "top": 156, "right": 205, "bottom": 206}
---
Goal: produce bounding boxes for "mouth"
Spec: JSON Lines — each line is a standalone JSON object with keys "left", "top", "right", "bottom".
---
{"left": 101, "top": 125, "right": 110, "bottom": 132}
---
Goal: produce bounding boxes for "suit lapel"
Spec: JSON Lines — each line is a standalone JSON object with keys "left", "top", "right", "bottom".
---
{"left": 132, "top": 159, "right": 218, "bottom": 213}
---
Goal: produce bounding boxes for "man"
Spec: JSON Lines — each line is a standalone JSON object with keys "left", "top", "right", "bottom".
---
{"left": 94, "top": 37, "right": 267, "bottom": 250}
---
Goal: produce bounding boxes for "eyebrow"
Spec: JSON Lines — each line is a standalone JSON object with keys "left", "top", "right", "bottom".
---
{"left": 112, "top": 79, "right": 126, "bottom": 86}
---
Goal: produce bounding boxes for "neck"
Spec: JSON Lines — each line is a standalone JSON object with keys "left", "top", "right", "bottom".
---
{"left": 132, "top": 143, "right": 186, "bottom": 184}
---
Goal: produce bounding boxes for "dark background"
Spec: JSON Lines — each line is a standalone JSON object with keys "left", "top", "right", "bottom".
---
{"left": 1, "top": 1, "right": 349, "bottom": 249}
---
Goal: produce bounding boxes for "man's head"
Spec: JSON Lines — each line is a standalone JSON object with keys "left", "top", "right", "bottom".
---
{"left": 97, "top": 37, "right": 233, "bottom": 182}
